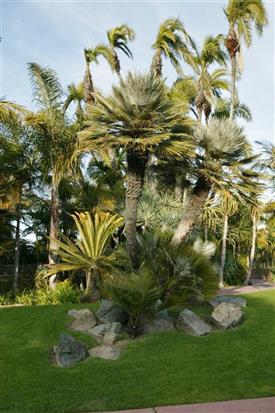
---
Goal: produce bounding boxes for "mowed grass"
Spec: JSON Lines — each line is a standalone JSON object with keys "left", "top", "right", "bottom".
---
{"left": 1, "top": 291, "right": 275, "bottom": 413}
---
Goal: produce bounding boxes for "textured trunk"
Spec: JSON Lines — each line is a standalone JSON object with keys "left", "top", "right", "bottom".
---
{"left": 175, "top": 174, "right": 182, "bottom": 202}
{"left": 48, "top": 176, "right": 59, "bottom": 289}
{"left": 83, "top": 62, "right": 95, "bottom": 104}
{"left": 125, "top": 150, "right": 149, "bottom": 269}
{"left": 171, "top": 178, "right": 210, "bottom": 246}
{"left": 219, "top": 214, "right": 228, "bottom": 288}
{"left": 226, "top": 27, "right": 239, "bottom": 121}
{"left": 245, "top": 214, "right": 257, "bottom": 285}
{"left": 13, "top": 186, "right": 22, "bottom": 291}
{"left": 151, "top": 49, "right": 162, "bottom": 78}
{"left": 86, "top": 269, "right": 100, "bottom": 301}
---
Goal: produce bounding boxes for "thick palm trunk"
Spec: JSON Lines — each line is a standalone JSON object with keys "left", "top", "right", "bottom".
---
{"left": 151, "top": 50, "right": 162, "bottom": 78}
{"left": 83, "top": 62, "right": 95, "bottom": 104}
{"left": 175, "top": 174, "right": 182, "bottom": 201}
{"left": 219, "top": 214, "right": 228, "bottom": 288}
{"left": 245, "top": 214, "right": 257, "bottom": 285}
{"left": 125, "top": 150, "right": 149, "bottom": 269}
{"left": 86, "top": 269, "right": 100, "bottom": 301}
{"left": 48, "top": 177, "right": 59, "bottom": 289}
{"left": 171, "top": 177, "right": 210, "bottom": 246}
{"left": 13, "top": 187, "right": 22, "bottom": 291}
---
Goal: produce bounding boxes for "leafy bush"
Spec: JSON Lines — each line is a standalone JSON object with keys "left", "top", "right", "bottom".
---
{"left": 136, "top": 232, "right": 218, "bottom": 306}
{"left": 15, "top": 290, "right": 37, "bottom": 306}
{"left": 51, "top": 280, "right": 80, "bottom": 304}
{"left": 224, "top": 253, "right": 247, "bottom": 285}
{"left": 106, "top": 271, "right": 160, "bottom": 336}
{"left": 0, "top": 291, "right": 14, "bottom": 305}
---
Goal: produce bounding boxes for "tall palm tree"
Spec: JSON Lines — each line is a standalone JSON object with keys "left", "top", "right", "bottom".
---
{"left": 245, "top": 203, "right": 261, "bottom": 285}
{"left": 151, "top": 18, "right": 196, "bottom": 78}
{"left": 79, "top": 72, "right": 194, "bottom": 268}
{"left": 63, "top": 82, "right": 84, "bottom": 122}
{"left": 26, "top": 63, "right": 80, "bottom": 287}
{"left": 219, "top": 191, "right": 239, "bottom": 287}
{"left": 224, "top": 0, "right": 268, "bottom": 119}
{"left": 106, "top": 24, "right": 135, "bottom": 80}
{"left": 171, "top": 118, "right": 262, "bottom": 246}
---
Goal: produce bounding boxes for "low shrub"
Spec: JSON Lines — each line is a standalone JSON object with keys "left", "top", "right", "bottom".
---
{"left": 224, "top": 253, "right": 247, "bottom": 285}
{"left": 51, "top": 280, "right": 80, "bottom": 304}
{"left": 15, "top": 289, "right": 37, "bottom": 306}
{"left": 0, "top": 291, "right": 14, "bottom": 305}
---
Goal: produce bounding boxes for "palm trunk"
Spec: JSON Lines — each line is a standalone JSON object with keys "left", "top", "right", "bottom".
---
{"left": 48, "top": 176, "right": 59, "bottom": 289}
{"left": 229, "top": 54, "right": 237, "bottom": 120}
{"left": 125, "top": 150, "right": 149, "bottom": 269}
{"left": 245, "top": 214, "right": 257, "bottom": 285}
{"left": 175, "top": 174, "right": 182, "bottom": 201}
{"left": 13, "top": 186, "right": 22, "bottom": 291}
{"left": 86, "top": 269, "right": 100, "bottom": 301}
{"left": 171, "top": 177, "right": 210, "bottom": 246}
{"left": 219, "top": 214, "right": 228, "bottom": 288}
{"left": 151, "top": 49, "right": 162, "bottom": 78}
{"left": 83, "top": 62, "right": 95, "bottom": 104}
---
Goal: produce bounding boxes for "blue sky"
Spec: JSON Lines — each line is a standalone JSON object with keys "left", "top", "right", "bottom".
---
{"left": 1, "top": 0, "right": 274, "bottom": 146}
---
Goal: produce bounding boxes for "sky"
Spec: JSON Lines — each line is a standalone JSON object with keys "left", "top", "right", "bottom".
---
{"left": 1, "top": 0, "right": 275, "bottom": 147}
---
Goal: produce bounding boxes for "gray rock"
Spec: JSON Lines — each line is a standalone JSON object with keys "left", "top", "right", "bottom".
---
{"left": 55, "top": 334, "right": 87, "bottom": 368}
{"left": 177, "top": 309, "right": 212, "bottom": 336}
{"left": 89, "top": 345, "right": 120, "bottom": 361}
{"left": 211, "top": 302, "right": 243, "bottom": 329}
{"left": 70, "top": 309, "right": 97, "bottom": 332}
{"left": 95, "top": 299, "right": 128, "bottom": 324}
{"left": 102, "top": 331, "right": 117, "bottom": 346}
{"left": 209, "top": 296, "right": 246, "bottom": 308}
{"left": 87, "top": 322, "right": 122, "bottom": 341}
{"left": 143, "top": 310, "right": 175, "bottom": 334}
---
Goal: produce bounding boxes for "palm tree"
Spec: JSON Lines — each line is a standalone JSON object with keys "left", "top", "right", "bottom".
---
{"left": 219, "top": 191, "right": 239, "bottom": 287}
{"left": 224, "top": 0, "right": 268, "bottom": 119}
{"left": 26, "top": 63, "right": 80, "bottom": 287}
{"left": 79, "top": 72, "right": 194, "bottom": 268}
{"left": 212, "top": 98, "right": 252, "bottom": 121}
{"left": 106, "top": 24, "right": 135, "bottom": 79}
{"left": 63, "top": 82, "right": 84, "bottom": 122}
{"left": 245, "top": 203, "right": 261, "bottom": 285}
{"left": 171, "top": 118, "right": 262, "bottom": 246}
{"left": 42, "top": 211, "right": 124, "bottom": 298}
{"left": 151, "top": 18, "right": 196, "bottom": 78}
{"left": 0, "top": 99, "right": 27, "bottom": 123}
{"left": 193, "top": 35, "right": 228, "bottom": 123}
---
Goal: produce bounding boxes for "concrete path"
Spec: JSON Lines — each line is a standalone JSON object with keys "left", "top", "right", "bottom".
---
{"left": 96, "top": 397, "right": 275, "bottom": 413}
{"left": 218, "top": 279, "right": 275, "bottom": 296}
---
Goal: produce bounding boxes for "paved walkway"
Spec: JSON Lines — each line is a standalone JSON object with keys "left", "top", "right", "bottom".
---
{"left": 218, "top": 279, "right": 275, "bottom": 296}
{"left": 96, "top": 397, "right": 275, "bottom": 413}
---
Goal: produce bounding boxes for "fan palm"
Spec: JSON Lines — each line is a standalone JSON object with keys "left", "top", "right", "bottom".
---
{"left": 224, "top": 0, "right": 268, "bottom": 119}
{"left": 79, "top": 72, "right": 194, "bottom": 268}
{"left": 26, "top": 63, "right": 80, "bottom": 286}
{"left": 151, "top": 18, "right": 196, "bottom": 78}
{"left": 171, "top": 118, "right": 262, "bottom": 246}
{"left": 42, "top": 211, "right": 124, "bottom": 297}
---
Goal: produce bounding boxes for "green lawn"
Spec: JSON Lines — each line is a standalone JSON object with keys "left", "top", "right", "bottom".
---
{"left": 1, "top": 291, "right": 275, "bottom": 413}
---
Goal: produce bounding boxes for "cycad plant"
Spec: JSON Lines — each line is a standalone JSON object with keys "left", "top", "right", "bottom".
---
{"left": 42, "top": 211, "right": 124, "bottom": 298}
{"left": 79, "top": 72, "right": 194, "bottom": 268}
{"left": 151, "top": 18, "right": 196, "bottom": 78}
{"left": 224, "top": 0, "right": 268, "bottom": 119}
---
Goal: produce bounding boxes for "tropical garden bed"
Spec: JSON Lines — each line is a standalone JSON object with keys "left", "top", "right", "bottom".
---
{"left": 1, "top": 290, "right": 275, "bottom": 413}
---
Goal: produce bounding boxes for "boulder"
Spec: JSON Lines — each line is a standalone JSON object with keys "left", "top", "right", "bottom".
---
{"left": 69, "top": 309, "right": 97, "bottom": 332}
{"left": 143, "top": 310, "right": 175, "bottom": 334}
{"left": 102, "top": 331, "right": 117, "bottom": 346}
{"left": 209, "top": 296, "right": 246, "bottom": 308}
{"left": 176, "top": 309, "right": 212, "bottom": 336}
{"left": 89, "top": 345, "right": 120, "bottom": 361}
{"left": 95, "top": 299, "right": 128, "bottom": 324}
{"left": 211, "top": 302, "right": 243, "bottom": 329}
{"left": 87, "top": 322, "right": 122, "bottom": 342}
{"left": 55, "top": 334, "right": 87, "bottom": 368}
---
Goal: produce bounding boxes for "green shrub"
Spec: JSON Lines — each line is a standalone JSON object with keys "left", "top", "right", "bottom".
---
{"left": 0, "top": 291, "right": 14, "bottom": 305}
{"left": 224, "top": 253, "right": 247, "bottom": 285}
{"left": 106, "top": 271, "right": 160, "bottom": 336}
{"left": 35, "top": 288, "right": 54, "bottom": 305}
{"left": 15, "top": 289, "right": 37, "bottom": 306}
{"left": 51, "top": 280, "right": 80, "bottom": 304}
